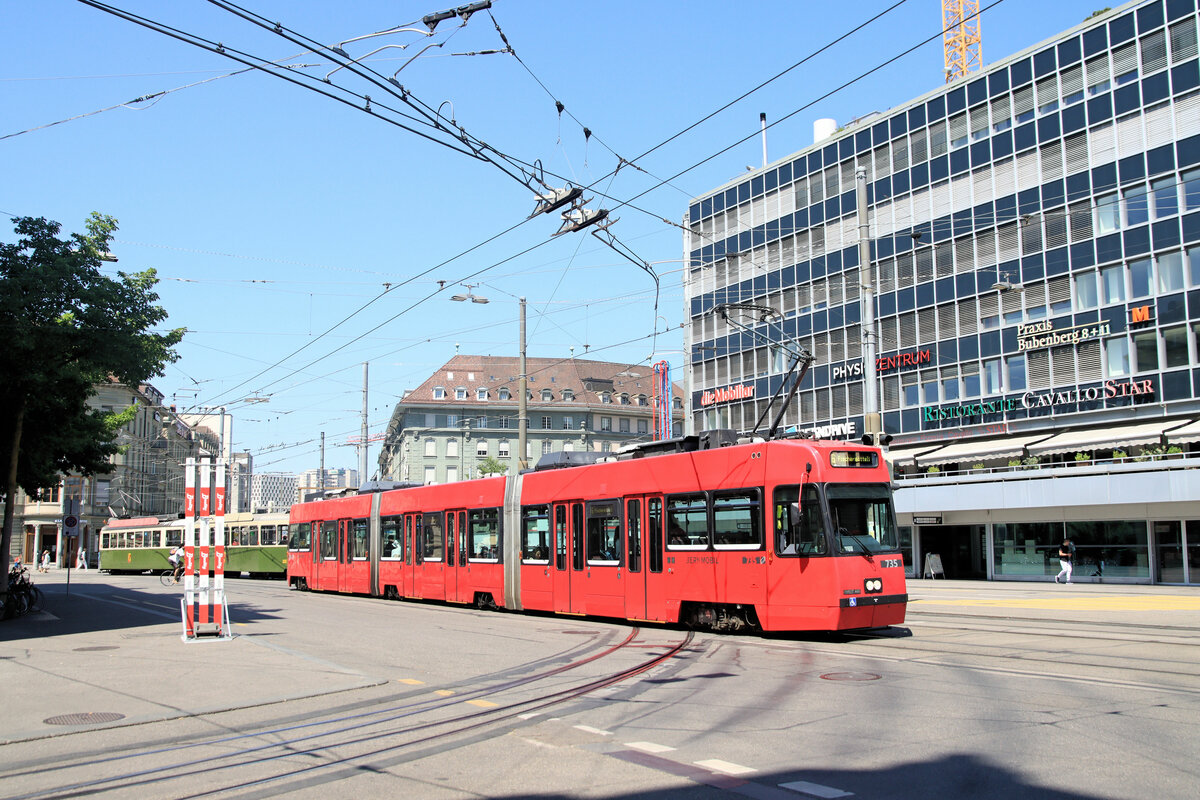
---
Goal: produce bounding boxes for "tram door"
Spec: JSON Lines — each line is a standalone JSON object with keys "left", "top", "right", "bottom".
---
{"left": 337, "top": 519, "right": 352, "bottom": 593}
{"left": 444, "top": 511, "right": 458, "bottom": 603}
{"left": 552, "top": 503, "right": 572, "bottom": 613}
{"left": 402, "top": 514, "right": 416, "bottom": 597}
{"left": 624, "top": 495, "right": 667, "bottom": 621}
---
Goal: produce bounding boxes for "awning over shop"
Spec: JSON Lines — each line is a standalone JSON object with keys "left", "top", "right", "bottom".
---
{"left": 1026, "top": 420, "right": 1180, "bottom": 456}
{"left": 884, "top": 445, "right": 942, "bottom": 467}
{"left": 915, "top": 434, "right": 1053, "bottom": 465}
{"left": 1164, "top": 419, "right": 1200, "bottom": 444}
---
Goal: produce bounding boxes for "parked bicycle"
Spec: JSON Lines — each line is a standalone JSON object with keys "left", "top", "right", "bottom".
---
{"left": 3, "top": 564, "right": 44, "bottom": 619}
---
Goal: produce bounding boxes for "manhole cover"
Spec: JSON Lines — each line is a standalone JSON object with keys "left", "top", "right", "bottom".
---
{"left": 73, "top": 646, "right": 118, "bottom": 652}
{"left": 820, "top": 672, "right": 882, "bottom": 682}
{"left": 44, "top": 712, "right": 125, "bottom": 726}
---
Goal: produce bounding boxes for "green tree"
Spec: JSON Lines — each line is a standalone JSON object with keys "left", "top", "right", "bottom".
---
{"left": 1, "top": 214, "right": 183, "bottom": 602}
{"left": 476, "top": 456, "right": 507, "bottom": 477}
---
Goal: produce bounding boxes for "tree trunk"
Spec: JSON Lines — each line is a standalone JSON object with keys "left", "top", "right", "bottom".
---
{"left": 1, "top": 398, "right": 26, "bottom": 602}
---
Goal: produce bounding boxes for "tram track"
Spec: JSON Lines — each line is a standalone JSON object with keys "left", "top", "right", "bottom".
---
{"left": 2, "top": 629, "right": 695, "bottom": 800}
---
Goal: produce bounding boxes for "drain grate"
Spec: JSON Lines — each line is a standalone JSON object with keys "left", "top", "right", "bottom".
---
{"left": 44, "top": 712, "right": 125, "bottom": 726}
{"left": 820, "top": 672, "right": 882, "bottom": 682}
{"left": 73, "top": 646, "right": 119, "bottom": 652}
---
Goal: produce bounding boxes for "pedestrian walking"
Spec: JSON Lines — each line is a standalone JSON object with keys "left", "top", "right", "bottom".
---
{"left": 1055, "top": 538, "right": 1075, "bottom": 584}
{"left": 39, "top": 549, "right": 50, "bottom": 573}
{"left": 77, "top": 547, "right": 88, "bottom": 570}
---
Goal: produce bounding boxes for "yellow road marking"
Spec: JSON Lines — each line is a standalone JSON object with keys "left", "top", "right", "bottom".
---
{"left": 396, "top": 678, "right": 425, "bottom": 685}
{"left": 466, "top": 699, "right": 499, "bottom": 708}
{"left": 435, "top": 689, "right": 455, "bottom": 696}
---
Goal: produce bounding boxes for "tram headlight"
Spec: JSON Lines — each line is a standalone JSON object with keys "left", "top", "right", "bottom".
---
{"left": 864, "top": 578, "right": 883, "bottom": 594}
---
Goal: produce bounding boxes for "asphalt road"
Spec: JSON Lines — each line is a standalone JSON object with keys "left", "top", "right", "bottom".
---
{"left": 2, "top": 570, "right": 1198, "bottom": 799}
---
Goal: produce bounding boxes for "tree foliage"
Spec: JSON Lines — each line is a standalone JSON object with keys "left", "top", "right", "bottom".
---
{"left": 1, "top": 214, "right": 184, "bottom": 598}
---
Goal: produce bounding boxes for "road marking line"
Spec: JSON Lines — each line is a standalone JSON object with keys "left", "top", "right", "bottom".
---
{"left": 625, "top": 741, "right": 675, "bottom": 753}
{"left": 434, "top": 689, "right": 454, "bottom": 696}
{"left": 574, "top": 724, "right": 612, "bottom": 735}
{"left": 466, "top": 699, "right": 498, "bottom": 707}
{"left": 396, "top": 678, "right": 424, "bottom": 685}
{"left": 695, "top": 759, "right": 756, "bottom": 775}
{"left": 779, "top": 779, "right": 854, "bottom": 797}
{"left": 518, "top": 712, "right": 542, "bottom": 720}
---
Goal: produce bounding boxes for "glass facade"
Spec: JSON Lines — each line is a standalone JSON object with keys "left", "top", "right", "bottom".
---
{"left": 685, "top": 0, "right": 1200, "bottom": 442}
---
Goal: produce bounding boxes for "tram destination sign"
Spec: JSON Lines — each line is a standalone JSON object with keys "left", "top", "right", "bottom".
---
{"left": 1017, "top": 319, "right": 1111, "bottom": 351}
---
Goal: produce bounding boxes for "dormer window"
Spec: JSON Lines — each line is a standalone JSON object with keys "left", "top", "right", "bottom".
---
{"left": 541, "top": 389, "right": 554, "bottom": 401}
{"left": 600, "top": 392, "right": 612, "bottom": 404}
{"left": 433, "top": 386, "right": 446, "bottom": 400}
{"left": 672, "top": 397, "right": 683, "bottom": 409}
{"left": 455, "top": 387, "right": 467, "bottom": 400}
{"left": 619, "top": 393, "right": 630, "bottom": 405}
{"left": 499, "top": 387, "right": 511, "bottom": 400}
{"left": 562, "top": 389, "right": 575, "bottom": 401}
{"left": 636, "top": 394, "right": 648, "bottom": 406}
{"left": 476, "top": 388, "right": 488, "bottom": 401}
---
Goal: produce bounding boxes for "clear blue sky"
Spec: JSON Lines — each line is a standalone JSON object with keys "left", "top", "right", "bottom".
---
{"left": 2, "top": 0, "right": 1113, "bottom": 476}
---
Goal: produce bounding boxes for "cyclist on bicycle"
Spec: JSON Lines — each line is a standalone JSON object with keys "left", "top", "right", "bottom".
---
{"left": 168, "top": 545, "right": 185, "bottom": 582}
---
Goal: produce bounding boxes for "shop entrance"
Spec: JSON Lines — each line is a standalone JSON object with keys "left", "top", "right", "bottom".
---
{"left": 917, "top": 525, "right": 987, "bottom": 579}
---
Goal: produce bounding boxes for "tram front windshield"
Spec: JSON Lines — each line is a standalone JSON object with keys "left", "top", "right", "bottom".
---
{"left": 826, "top": 484, "right": 899, "bottom": 555}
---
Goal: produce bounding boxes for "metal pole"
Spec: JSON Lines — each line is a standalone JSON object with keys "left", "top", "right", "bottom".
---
{"left": 319, "top": 432, "right": 325, "bottom": 491}
{"left": 518, "top": 297, "right": 528, "bottom": 472}
{"left": 360, "top": 362, "right": 369, "bottom": 481}
{"left": 857, "top": 167, "right": 882, "bottom": 440}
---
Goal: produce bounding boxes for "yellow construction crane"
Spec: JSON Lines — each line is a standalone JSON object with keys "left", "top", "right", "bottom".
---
{"left": 943, "top": 0, "right": 983, "bottom": 82}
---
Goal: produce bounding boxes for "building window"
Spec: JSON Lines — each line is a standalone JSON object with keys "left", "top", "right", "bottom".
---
{"left": 921, "top": 369, "right": 939, "bottom": 403}
{"left": 541, "top": 416, "right": 552, "bottom": 429}
{"left": 498, "top": 416, "right": 511, "bottom": 429}
{"left": 1190, "top": 246, "right": 1200, "bottom": 285}
{"left": 562, "top": 389, "right": 574, "bottom": 401}
{"left": 563, "top": 442, "right": 574, "bottom": 452}
{"left": 619, "top": 418, "right": 630, "bottom": 433}
{"left": 476, "top": 441, "right": 488, "bottom": 457}
{"left": 1006, "top": 354, "right": 1026, "bottom": 392}
{"left": 637, "top": 419, "right": 648, "bottom": 434}
{"left": 499, "top": 387, "right": 511, "bottom": 400}
{"left": 1152, "top": 176, "right": 1178, "bottom": 219}
{"left": 562, "top": 416, "right": 573, "bottom": 430}
{"left": 1164, "top": 326, "right": 1190, "bottom": 368}
{"left": 424, "top": 439, "right": 436, "bottom": 457}
{"left": 498, "top": 441, "right": 510, "bottom": 458}
{"left": 1101, "top": 264, "right": 1126, "bottom": 304}
{"left": 600, "top": 392, "right": 611, "bottom": 404}
{"left": 446, "top": 466, "right": 458, "bottom": 483}
{"left": 476, "top": 388, "right": 488, "bottom": 401}
{"left": 1106, "top": 337, "right": 1131, "bottom": 377}
{"left": 636, "top": 394, "right": 648, "bottom": 406}
{"left": 1095, "top": 193, "right": 1120, "bottom": 234}
{"left": 433, "top": 387, "right": 446, "bottom": 400}
{"left": 600, "top": 417, "right": 612, "bottom": 432}
{"left": 476, "top": 415, "right": 487, "bottom": 429}
{"left": 1133, "top": 330, "right": 1159, "bottom": 372}
{"left": 455, "top": 387, "right": 467, "bottom": 400}
{"left": 446, "top": 438, "right": 458, "bottom": 458}
{"left": 1124, "top": 185, "right": 1150, "bottom": 227}
{"left": 619, "top": 393, "right": 630, "bottom": 405}
{"left": 1158, "top": 251, "right": 1185, "bottom": 293}
{"left": 941, "top": 367, "right": 959, "bottom": 402}
{"left": 424, "top": 466, "right": 436, "bottom": 485}
{"left": 962, "top": 363, "right": 981, "bottom": 398}
{"left": 1184, "top": 169, "right": 1200, "bottom": 211}
{"left": 601, "top": 441, "right": 611, "bottom": 453}
{"left": 1129, "top": 258, "right": 1153, "bottom": 299}
{"left": 542, "top": 440, "right": 552, "bottom": 455}
{"left": 541, "top": 389, "right": 553, "bottom": 401}
{"left": 1074, "top": 272, "right": 1098, "bottom": 310}
{"left": 902, "top": 372, "right": 919, "bottom": 406}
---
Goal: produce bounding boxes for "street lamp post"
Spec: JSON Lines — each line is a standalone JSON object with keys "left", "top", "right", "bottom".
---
{"left": 450, "top": 288, "right": 528, "bottom": 473}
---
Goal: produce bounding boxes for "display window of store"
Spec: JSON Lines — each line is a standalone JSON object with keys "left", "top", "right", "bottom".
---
{"left": 992, "top": 520, "right": 1150, "bottom": 580}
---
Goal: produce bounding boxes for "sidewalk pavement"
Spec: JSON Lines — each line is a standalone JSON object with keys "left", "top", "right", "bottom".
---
{"left": 1, "top": 570, "right": 1196, "bottom": 745}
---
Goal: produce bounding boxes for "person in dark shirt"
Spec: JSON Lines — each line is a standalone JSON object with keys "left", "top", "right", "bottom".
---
{"left": 1055, "top": 538, "right": 1075, "bottom": 584}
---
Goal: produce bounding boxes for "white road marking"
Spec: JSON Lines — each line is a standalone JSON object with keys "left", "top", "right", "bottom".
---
{"left": 695, "top": 759, "right": 756, "bottom": 775}
{"left": 517, "top": 712, "right": 542, "bottom": 720}
{"left": 779, "top": 779, "right": 854, "bottom": 797}
{"left": 573, "top": 724, "right": 612, "bottom": 736}
{"left": 624, "top": 741, "right": 676, "bottom": 753}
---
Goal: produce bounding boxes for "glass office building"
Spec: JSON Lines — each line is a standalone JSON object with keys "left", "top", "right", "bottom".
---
{"left": 683, "top": 0, "right": 1200, "bottom": 583}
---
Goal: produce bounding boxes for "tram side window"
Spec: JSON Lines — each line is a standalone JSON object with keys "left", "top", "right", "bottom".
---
{"left": 242, "top": 526, "right": 257, "bottom": 546}
{"left": 353, "top": 518, "right": 370, "bottom": 559}
{"left": 167, "top": 529, "right": 182, "bottom": 548}
{"left": 468, "top": 508, "right": 502, "bottom": 561}
{"left": 423, "top": 513, "right": 443, "bottom": 561}
{"left": 555, "top": 505, "right": 567, "bottom": 571}
{"left": 292, "top": 522, "right": 312, "bottom": 551}
{"left": 647, "top": 499, "right": 663, "bottom": 573}
{"left": 150, "top": 531, "right": 162, "bottom": 548}
{"left": 260, "top": 525, "right": 275, "bottom": 546}
{"left": 381, "top": 516, "right": 403, "bottom": 560}
{"left": 101, "top": 532, "right": 110, "bottom": 549}
{"left": 521, "top": 505, "right": 550, "bottom": 561}
{"left": 666, "top": 494, "right": 709, "bottom": 548}
{"left": 626, "top": 499, "right": 641, "bottom": 572}
{"left": 586, "top": 500, "right": 622, "bottom": 564}
{"left": 712, "top": 490, "right": 762, "bottom": 548}
{"left": 320, "top": 521, "right": 337, "bottom": 560}
{"left": 774, "top": 485, "right": 826, "bottom": 556}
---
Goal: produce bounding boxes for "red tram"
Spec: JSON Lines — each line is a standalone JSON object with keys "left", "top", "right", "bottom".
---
{"left": 287, "top": 434, "right": 907, "bottom": 632}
